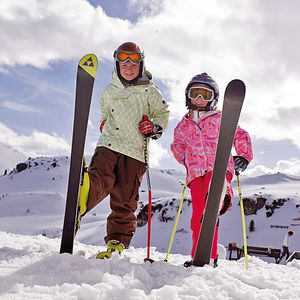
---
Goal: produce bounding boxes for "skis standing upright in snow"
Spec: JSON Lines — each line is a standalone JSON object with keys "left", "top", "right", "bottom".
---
{"left": 60, "top": 54, "right": 98, "bottom": 254}
{"left": 193, "top": 79, "right": 246, "bottom": 267}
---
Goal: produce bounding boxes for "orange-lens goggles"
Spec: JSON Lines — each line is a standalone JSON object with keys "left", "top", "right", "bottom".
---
{"left": 116, "top": 51, "right": 142, "bottom": 63}
{"left": 188, "top": 87, "right": 214, "bottom": 101}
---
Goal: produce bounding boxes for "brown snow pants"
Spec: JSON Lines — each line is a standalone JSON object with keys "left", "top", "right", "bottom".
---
{"left": 87, "top": 146, "right": 146, "bottom": 247}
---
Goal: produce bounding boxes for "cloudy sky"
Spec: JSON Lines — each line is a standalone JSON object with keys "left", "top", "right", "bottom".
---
{"left": 1, "top": 0, "right": 300, "bottom": 176}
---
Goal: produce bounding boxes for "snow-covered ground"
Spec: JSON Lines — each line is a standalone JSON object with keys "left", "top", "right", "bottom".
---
{"left": 1, "top": 231, "right": 300, "bottom": 299}
{"left": 1, "top": 156, "right": 300, "bottom": 299}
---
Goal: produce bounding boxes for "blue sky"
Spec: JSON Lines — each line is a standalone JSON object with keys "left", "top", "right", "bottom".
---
{"left": 1, "top": 0, "right": 300, "bottom": 176}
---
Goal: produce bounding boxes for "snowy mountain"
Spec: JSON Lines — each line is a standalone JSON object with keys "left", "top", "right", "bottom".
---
{"left": 1, "top": 156, "right": 299, "bottom": 255}
{"left": 1, "top": 156, "right": 300, "bottom": 299}
{"left": 0, "top": 142, "right": 27, "bottom": 176}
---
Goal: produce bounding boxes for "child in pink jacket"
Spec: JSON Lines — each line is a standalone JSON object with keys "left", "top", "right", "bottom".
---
{"left": 171, "top": 73, "right": 253, "bottom": 267}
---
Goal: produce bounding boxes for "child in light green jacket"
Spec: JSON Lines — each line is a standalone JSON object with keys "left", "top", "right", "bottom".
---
{"left": 79, "top": 42, "right": 169, "bottom": 258}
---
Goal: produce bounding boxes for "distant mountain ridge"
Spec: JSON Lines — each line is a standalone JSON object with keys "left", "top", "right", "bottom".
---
{"left": 1, "top": 155, "right": 299, "bottom": 258}
{"left": 0, "top": 142, "right": 27, "bottom": 175}
{"left": 236, "top": 172, "right": 300, "bottom": 186}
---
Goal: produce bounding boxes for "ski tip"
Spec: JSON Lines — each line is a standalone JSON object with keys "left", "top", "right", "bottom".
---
{"left": 225, "top": 79, "right": 246, "bottom": 97}
{"left": 228, "top": 79, "right": 246, "bottom": 89}
{"left": 79, "top": 54, "right": 98, "bottom": 78}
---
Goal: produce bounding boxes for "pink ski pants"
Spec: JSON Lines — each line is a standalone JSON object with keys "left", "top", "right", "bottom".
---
{"left": 190, "top": 171, "right": 231, "bottom": 260}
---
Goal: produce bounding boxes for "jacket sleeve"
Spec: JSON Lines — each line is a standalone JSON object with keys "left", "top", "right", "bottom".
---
{"left": 171, "top": 122, "right": 186, "bottom": 165}
{"left": 99, "top": 87, "right": 110, "bottom": 122}
{"left": 233, "top": 125, "right": 253, "bottom": 163}
{"left": 148, "top": 86, "right": 169, "bottom": 131}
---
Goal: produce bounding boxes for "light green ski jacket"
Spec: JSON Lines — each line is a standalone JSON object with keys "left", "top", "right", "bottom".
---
{"left": 96, "top": 71, "right": 169, "bottom": 163}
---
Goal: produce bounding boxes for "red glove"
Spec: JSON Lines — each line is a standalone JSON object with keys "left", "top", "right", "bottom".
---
{"left": 100, "top": 120, "right": 106, "bottom": 133}
{"left": 139, "top": 115, "right": 153, "bottom": 135}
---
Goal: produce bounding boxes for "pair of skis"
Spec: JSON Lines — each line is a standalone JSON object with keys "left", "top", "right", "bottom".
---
{"left": 60, "top": 54, "right": 246, "bottom": 268}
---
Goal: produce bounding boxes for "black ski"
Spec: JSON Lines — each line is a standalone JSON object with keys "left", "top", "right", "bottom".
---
{"left": 60, "top": 54, "right": 98, "bottom": 254}
{"left": 193, "top": 79, "right": 246, "bottom": 267}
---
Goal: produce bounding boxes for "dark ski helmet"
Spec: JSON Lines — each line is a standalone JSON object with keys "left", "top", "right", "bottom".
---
{"left": 185, "top": 73, "right": 219, "bottom": 111}
{"left": 113, "top": 42, "right": 145, "bottom": 83}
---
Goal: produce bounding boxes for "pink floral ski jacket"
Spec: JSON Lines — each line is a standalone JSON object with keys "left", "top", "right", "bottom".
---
{"left": 171, "top": 110, "right": 253, "bottom": 188}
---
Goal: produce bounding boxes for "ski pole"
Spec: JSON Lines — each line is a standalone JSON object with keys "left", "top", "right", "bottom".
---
{"left": 236, "top": 172, "right": 248, "bottom": 270}
{"left": 165, "top": 180, "right": 187, "bottom": 262}
{"left": 143, "top": 136, "right": 154, "bottom": 263}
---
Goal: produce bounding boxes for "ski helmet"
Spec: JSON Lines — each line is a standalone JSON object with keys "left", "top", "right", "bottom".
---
{"left": 113, "top": 42, "right": 145, "bottom": 83}
{"left": 185, "top": 73, "right": 219, "bottom": 111}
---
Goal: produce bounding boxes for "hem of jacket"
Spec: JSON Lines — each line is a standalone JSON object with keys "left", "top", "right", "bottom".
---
{"left": 186, "top": 168, "right": 234, "bottom": 187}
{"left": 96, "top": 142, "right": 145, "bottom": 164}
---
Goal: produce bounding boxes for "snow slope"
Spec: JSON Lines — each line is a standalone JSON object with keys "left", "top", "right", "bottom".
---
{"left": 0, "top": 142, "right": 27, "bottom": 176}
{"left": 1, "top": 156, "right": 300, "bottom": 255}
{"left": 1, "top": 231, "right": 300, "bottom": 300}
{"left": 1, "top": 156, "right": 300, "bottom": 299}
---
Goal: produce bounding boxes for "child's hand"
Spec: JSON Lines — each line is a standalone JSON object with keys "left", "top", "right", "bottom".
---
{"left": 233, "top": 156, "right": 249, "bottom": 175}
{"left": 139, "top": 115, "right": 163, "bottom": 139}
{"left": 139, "top": 115, "right": 154, "bottom": 136}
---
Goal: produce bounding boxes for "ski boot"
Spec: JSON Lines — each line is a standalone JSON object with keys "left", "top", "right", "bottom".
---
{"left": 183, "top": 260, "right": 193, "bottom": 268}
{"left": 75, "top": 156, "right": 90, "bottom": 233}
{"left": 183, "top": 255, "right": 218, "bottom": 268}
{"left": 211, "top": 255, "right": 218, "bottom": 268}
{"left": 96, "top": 240, "right": 125, "bottom": 259}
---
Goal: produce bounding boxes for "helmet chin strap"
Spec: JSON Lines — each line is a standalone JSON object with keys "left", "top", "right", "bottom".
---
{"left": 209, "top": 100, "right": 217, "bottom": 110}
{"left": 193, "top": 100, "right": 217, "bottom": 112}
{"left": 196, "top": 107, "right": 209, "bottom": 112}
{"left": 188, "top": 99, "right": 217, "bottom": 111}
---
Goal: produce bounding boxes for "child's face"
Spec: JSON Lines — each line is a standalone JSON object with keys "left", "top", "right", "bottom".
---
{"left": 189, "top": 83, "right": 211, "bottom": 109}
{"left": 119, "top": 61, "right": 140, "bottom": 81}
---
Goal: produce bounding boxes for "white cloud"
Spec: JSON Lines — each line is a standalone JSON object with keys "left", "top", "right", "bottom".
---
{"left": 1, "top": 0, "right": 300, "bottom": 167}
{"left": 0, "top": 0, "right": 128, "bottom": 68}
{"left": 0, "top": 122, "right": 70, "bottom": 157}
{"left": 1, "top": 101, "right": 43, "bottom": 113}
{"left": 149, "top": 140, "right": 169, "bottom": 167}
{"left": 128, "top": 0, "right": 163, "bottom": 16}
{"left": 246, "top": 158, "right": 300, "bottom": 177}
{"left": 245, "top": 165, "right": 274, "bottom": 177}
{"left": 240, "top": 77, "right": 300, "bottom": 148}
{"left": 276, "top": 159, "right": 300, "bottom": 176}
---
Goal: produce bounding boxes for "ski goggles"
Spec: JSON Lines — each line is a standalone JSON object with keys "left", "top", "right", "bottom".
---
{"left": 188, "top": 86, "right": 214, "bottom": 101}
{"left": 115, "top": 51, "right": 144, "bottom": 64}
